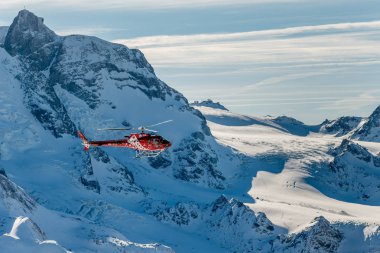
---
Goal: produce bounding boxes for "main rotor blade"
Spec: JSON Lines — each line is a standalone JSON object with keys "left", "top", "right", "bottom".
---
{"left": 145, "top": 128, "right": 158, "bottom": 133}
{"left": 146, "top": 120, "right": 173, "bottom": 128}
{"left": 97, "top": 127, "right": 131, "bottom": 131}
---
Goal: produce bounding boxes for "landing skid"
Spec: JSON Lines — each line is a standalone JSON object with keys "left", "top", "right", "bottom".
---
{"left": 135, "top": 149, "right": 163, "bottom": 158}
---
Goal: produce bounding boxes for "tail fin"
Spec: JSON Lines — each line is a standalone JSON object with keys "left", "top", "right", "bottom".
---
{"left": 78, "top": 131, "right": 90, "bottom": 151}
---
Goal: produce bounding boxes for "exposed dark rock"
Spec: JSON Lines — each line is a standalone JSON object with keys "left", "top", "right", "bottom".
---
{"left": 148, "top": 201, "right": 200, "bottom": 226}
{"left": 148, "top": 153, "right": 172, "bottom": 169}
{"left": 191, "top": 131, "right": 205, "bottom": 141}
{"left": 0, "top": 168, "right": 7, "bottom": 178}
{"left": 79, "top": 176, "right": 101, "bottom": 194}
{"left": 0, "top": 174, "right": 36, "bottom": 212}
{"left": 173, "top": 134, "right": 224, "bottom": 189}
{"left": 350, "top": 105, "right": 380, "bottom": 142}
{"left": 324, "top": 139, "right": 380, "bottom": 203}
{"left": 4, "top": 10, "right": 76, "bottom": 138}
{"left": 331, "top": 139, "right": 372, "bottom": 163}
{"left": 275, "top": 216, "right": 343, "bottom": 253}
{"left": 146, "top": 195, "right": 278, "bottom": 253}
{"left": 77, "top": 151, "right": 100, "bottom": 193}
{"left": 320, "top": 116, "right": 362, "bottom": 137}
{"left": 91, "top": 148, "right": 111, "bottom": 164}
{"left": 4, "top": 10, "right": 57, "bottom": 59}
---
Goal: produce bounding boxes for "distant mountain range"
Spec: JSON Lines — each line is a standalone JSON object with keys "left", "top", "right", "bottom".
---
{"left": 196, "top": 99, "right": 380, "bottom": 141}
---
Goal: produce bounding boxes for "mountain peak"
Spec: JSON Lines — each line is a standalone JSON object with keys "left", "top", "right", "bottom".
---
{"left": 16, "top": 9, "right": 43, "bottom": 25}
{"left": 11, "top": 9, "right": 49, "bottom": 32}
{"left": 320, "top": 116, "right": 362, "bottom": 137}
{"left": 191, "top": 99, "right": 229, "bottom": 111}
{"left": 370, "top": 105, "right": 380, "bottom": 118}
{"left": 350, "top": 105, "right": 380, "bottom": 142}
{"left": 4, "top": 9, "right": 57, "bottom": 56}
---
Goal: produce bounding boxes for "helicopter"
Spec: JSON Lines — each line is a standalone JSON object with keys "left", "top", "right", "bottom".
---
{"left": 78, "top": 120, "right": 172, "bottom": 158}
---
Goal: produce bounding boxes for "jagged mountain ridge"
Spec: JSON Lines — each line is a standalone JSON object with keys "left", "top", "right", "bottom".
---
{"left": 0, "top": 9, "right": 238, "bottom": 253}
{"left": 195, "top": 104, "right": 380, "bottom": 252}
{"left": 319, "top": 116, "right": 363, "bottom": 137}
{"left": 309, "top": 139, "right": 380, "bottom": 205}
{"left": 144, "top": 195, "right": 281, "bottom": 253}
{"left": 3, "top": 9, "right": 226, "bottom": 190}
{"left": 350, "top": 106, "right": 380, "bottom": 142}
{"left": 195, "top": 99, "right": 380, "bottom": 140}
{"left": 318, "top": 105, "right": 380, "bottom": 141}
{"left": 193, "top": 100, "right": 319, "bottom": 136}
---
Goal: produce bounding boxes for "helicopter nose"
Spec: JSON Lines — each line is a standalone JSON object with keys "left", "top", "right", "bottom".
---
{"left": 164, "top": 140, "right": 171, "bottom": 147}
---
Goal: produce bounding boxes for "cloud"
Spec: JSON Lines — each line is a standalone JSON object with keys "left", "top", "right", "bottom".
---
{"left": 240, "top": 72, "right": 332, "bottom": 91}
{"left": 113, "top": 20, "right": 380, "bottom": 123}
{"left": 0, "top": 0, "right": 299, "bottom": 10}
{"left": 317, "top": 90, "right": 380, "bottom": 111}
{"left": 115, "top": 21, "right": 380, "bottom": 48}
{"left": 56, "top": 27, "right": 127, "bottom": 36}
{"left": 229, "top": 96, "right": 380, "bottom": 108}
{"left": 113, "top": 20, "right": 380, "bottom": 70}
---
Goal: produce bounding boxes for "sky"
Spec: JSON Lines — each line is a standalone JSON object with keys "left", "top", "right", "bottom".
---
{"left": 1, "top": 0, "right": 380, "bottom": 124}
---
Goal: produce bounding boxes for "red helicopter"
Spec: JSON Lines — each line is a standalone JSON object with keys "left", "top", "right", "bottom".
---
{"left": 78, "top": 120, "right": 172, "bottom": 157}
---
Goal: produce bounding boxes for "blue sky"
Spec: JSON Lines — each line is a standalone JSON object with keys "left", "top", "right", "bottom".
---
{"left": 1, "top": 0, "right": 380, "bottom": 123}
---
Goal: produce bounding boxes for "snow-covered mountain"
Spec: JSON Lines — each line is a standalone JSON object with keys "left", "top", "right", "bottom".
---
{"left": 0, "top": 9, "right": 235, "bottom": 253}
{"left": 318, "top": 139, "right": 380, "bottom": 204}
{"left": 144, "top": 195, "right": 282, "bottom": 253}
{"left": 319, "top": 116, "right": 362, "bottom": 137}
{"left": 193, "top": 101, "right": 317, "bottom": 136}
{"left": 190, "top": 99, "right": 229, "bottom": 111}
{"left": 319, "top": 105, "right": 380, "bottom": 141}
{"left": 3, "top": 9, "right": 227, "bottom": 190}
{"left": 350, "top": 106, "right": 380, "bottom": 142}
{"left": 273, "top": 216, "right": 343, "bottom": 253}
{"left": 1, "top": 9, "right": 380, "bottom": 253}
{"left": 195, "top": 104, "right": 380, "bottom": 252}
{"left": 0, "top": 171, "right": 173, "bottom": 253}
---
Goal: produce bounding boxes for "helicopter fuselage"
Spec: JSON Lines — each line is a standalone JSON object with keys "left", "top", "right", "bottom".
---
{"left": 78, "top": 131, "right": 171, "bottom": 154}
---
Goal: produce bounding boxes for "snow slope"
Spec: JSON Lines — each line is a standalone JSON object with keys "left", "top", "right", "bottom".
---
{"left": 196, "top": 104, "right": 316, "bottom": 136}
{"left": 195, "top": 103, "right": 380, "bottom": 252}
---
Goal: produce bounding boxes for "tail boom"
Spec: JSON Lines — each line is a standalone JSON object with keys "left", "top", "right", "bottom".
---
{"left": 78, "top": 131, "right": 90, "bottom": 151}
